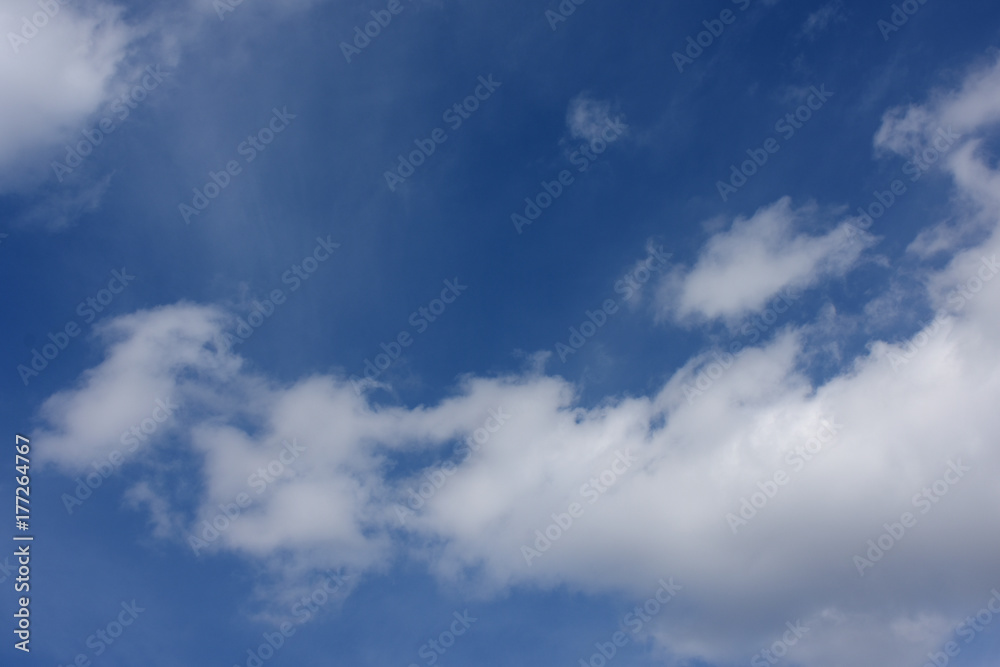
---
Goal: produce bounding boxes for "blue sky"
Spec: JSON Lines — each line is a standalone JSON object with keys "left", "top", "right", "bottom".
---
{"left": 3, "top": 0, "right": 1000, "bottom": 665}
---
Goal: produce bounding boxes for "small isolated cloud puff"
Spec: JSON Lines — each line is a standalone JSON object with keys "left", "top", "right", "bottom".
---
{"left": 656, "top": 197, "right": 872, "bottom": 324}
{"left": 799, "top": 1, "right": 845, "bottom": 39}
{"left": 566, "top": 94, "right": 623, "bottom": 144}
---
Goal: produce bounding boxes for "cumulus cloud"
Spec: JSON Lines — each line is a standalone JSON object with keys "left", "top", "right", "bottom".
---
{"left": 30, "top": 51, "right": 1000, "bottom": 667}
{"left": 34, "top": 303, "right": 241, "bottom": 469}
{"left": 0, "top": 0, "right": 141, "bottom": 187}
{"left": 32, "top": 209, "right": 1000, "bottom": 663}
{"left": 655, "top": 197, "right": 873, "bottom": 324}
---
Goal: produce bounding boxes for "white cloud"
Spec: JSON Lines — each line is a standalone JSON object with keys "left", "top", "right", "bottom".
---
{"left": 566, "top": 94, "right": 624, "bottom": 144}
{"left": 655, "top": 197, "right": 873, "bottom": 324}
{"left": 0, "top": 0, "right": 140, "bottom": 187}
{"left": 0, "top": 0, "right": 320, "bottom": 222}
{"left": 34, "top": 303, "right": 241, "bottom": 469}
{"left": 799, "top": 1, "right": 845, "bottom": 39}
{"left": 30, "top": 49, "right": 1000, "bottom": 667}
{"left": 875, "top": 55, "right": 1000, "bottom": 250}
{"left": 32, "top": 219, "right": 1000, "bottom": 662}
{"left": 15, "top": 174, "right": 113, "bottom": 230}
